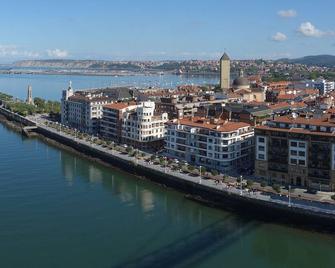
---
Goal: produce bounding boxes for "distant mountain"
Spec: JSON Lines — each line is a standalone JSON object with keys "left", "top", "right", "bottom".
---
{"left": 277, "top": 55, "right": 335, "bottom": 68}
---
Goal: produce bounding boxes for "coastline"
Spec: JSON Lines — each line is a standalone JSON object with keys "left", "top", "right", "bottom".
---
{"left": 1, "top": 109, "right": 335, "bottom": 233}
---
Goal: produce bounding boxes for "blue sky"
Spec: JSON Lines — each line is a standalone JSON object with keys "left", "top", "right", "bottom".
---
{"left": 0, "top": 0, "right": 334, "bottom": 62}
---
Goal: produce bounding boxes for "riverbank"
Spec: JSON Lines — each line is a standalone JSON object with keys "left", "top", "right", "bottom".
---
{"left": 1, "top": 107, "right": 335, "bottom": 232}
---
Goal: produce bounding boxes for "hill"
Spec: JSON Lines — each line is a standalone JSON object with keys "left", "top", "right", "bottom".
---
{"left": 277, "top": 55, "right": 335, "bottom": 68}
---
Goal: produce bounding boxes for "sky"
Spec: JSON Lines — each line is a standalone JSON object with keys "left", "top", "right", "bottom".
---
{"left": 0, "top": 0, "right": 334, "bottom": 62}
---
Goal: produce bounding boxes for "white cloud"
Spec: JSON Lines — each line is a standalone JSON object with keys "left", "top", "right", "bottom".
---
{"left": 271, "top": 32, "right": 287, "bottom": 42}
{"left": 0, "top": 45, "right": 40, "bottom": 58}
{"left": 297, "top": 22, "right": 334, "bottom": 37}
{"left": 46, "top": 49, "right": 69, "bottom": 58}
{"left": 277, "top": 9, "right": 297, "bottom": 18}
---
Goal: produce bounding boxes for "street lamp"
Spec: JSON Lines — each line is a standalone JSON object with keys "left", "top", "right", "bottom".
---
{"left": 164, "top": 157, "right": 167, "bottom": 173}
{"left": 288, "top": 185, "right": 291, "bottom": 207}
{"left": 199, "top": 166, "right": 202, "bottom": 184}
{"left": 240, "top": 175, "right": 243, "bottom": 195}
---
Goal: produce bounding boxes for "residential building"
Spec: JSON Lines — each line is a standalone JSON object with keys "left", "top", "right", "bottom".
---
{"left": 314, "top": 79, "right": 335, "bottom": 95}
{"left": 255, "top": 114, "right": 335, "bottom": 191}
{"left": 61, "top": 83, "right": 134, "bottom": 133}
{"left": 165, "top": 117, "right": 254, "bottom": 173}
{"left": 100, "top": 102, "right": 137, "bottom": 142}
{"left": 101, "top": 101, "right": 168, "bottom": 150}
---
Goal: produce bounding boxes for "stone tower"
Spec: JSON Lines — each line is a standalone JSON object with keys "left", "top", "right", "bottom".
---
{"left": 220, "top": 52, "right": 230, "bottom": 90}
{"left": 26, "top": 85, "right": 33, "bottom": 104}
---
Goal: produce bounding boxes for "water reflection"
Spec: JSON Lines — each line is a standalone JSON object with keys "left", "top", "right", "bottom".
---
{"left": 59, "top": 150, "right": 210, "bottom": 224}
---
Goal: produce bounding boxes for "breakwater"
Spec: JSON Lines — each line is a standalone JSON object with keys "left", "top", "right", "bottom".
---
{"left": 1, "top": 106, "right": 335, "bottom": 232}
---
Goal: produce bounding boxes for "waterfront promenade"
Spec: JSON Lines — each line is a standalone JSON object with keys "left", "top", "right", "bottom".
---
{"left": 27, "top": 114, "right": 335, "bottom": 217}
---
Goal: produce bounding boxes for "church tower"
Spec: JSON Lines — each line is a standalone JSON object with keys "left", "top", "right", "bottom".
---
{"left": 220, "top": 52, "right": 230, "bottom": 90}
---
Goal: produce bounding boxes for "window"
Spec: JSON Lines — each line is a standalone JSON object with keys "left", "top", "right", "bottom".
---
{"left": 299, "top": 142, "right": 305, "bottom": 148}
{"left": 299, "top": 160, "right": 305, "bottom": 166}
{"left": 298, "top": 151, "right": 305, "bottom": 157}
{"left": 258, "top": 146, "right": 265, "bottom": 151}
{"left": 290, "top": 150, "right": 297, "bottom": 156}
{"left": 290, "top": 159, "right": 297, "bottom": 165}
{"left": 290, "top": 141, "right": 297, "bottom": 147}
{"left": 258, "top": 137, "right": 265, "bottom": 143}
{"left": 258, "top": 154, "right": 265, "bottom": 160}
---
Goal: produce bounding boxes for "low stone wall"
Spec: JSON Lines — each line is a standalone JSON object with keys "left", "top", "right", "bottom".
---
{"left": 0, "top": 107, "right": 36, "bottom": 127}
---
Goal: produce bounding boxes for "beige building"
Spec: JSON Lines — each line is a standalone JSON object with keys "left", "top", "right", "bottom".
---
{"left": 220, "top": 52, "right": 230, "bottom": 90}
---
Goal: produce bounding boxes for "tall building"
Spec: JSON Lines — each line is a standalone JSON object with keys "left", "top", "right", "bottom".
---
{"left": 26, "top": 85, "right": 33, "bottom": 104}
{"left": 255, "top": 114, "right": 335, "bottom": 191}
{"left": 101, "top": 101, "right": 168, "bottom": 150}
{"left": 314, "top": 79, "right": 335, "bottom": 95}
{"left": 61, "top": 82, "right": 134, "bottom": 134}
{"left": 220, "top": 52, "right": 230, "bottom": 90}
{"left": 165, "top": 117, "right": 254, "bottom": 173}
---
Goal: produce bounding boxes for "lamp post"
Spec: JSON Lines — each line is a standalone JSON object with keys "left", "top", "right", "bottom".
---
{"left": 164, "top": 157, "right": 167, "bottom": 173}
{"left": 199, "top": 166, "right": 202, "bottom": 184}
{"left": 288, "top": 185, "right": 291, "bottom": 207}
{"left": 240, "top": 175, "right": 243, "bottom": 195}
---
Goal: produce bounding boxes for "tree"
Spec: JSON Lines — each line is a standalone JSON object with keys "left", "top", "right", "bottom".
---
{"left": 272, "top": 184, "right": 281, "bottom": 193}
{"left": 199, "top": 166, "right": 206, "bottom": 174}
{"left": 246, "top": 180, "right": 254, "bottom": 189}
{"left": 211, "top": 170, "right": 219, "bottom": 176}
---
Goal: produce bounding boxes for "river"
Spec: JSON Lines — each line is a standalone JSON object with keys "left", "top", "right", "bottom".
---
{"left": 0, "top": 73, "right": 219, "bottom": 100}
{"left": 0, "top": 74, "right": 335, "bottom": 267}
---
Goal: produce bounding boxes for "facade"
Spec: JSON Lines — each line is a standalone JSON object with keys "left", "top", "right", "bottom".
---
{"left": 122, "top": 101, "right": 168, "bottom": 150}
{"left": 255, "top": 114, "right": 335, "bottom": 191}
{"left": 314, "top": 79, "right": 335, "bottom": 95}
{"left": 61, "top": 84, "right": 134, "bottom": 134}
{"left": 101, "top": 101, "right": 168, "bottom": 150}
{"left": 165, "top": 117, "right": 254, "bottom": 173}
{"left": 220, "top": 53, "right": 230, "bottom": 90}
{"left": 100, "top": 102, "right": 137, "bottom": 142}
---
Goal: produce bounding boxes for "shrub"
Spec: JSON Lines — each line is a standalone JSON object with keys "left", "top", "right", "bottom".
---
{"left": 191, "top": 169, "right": 199, "bottom": 176}
{"left": 181, "top": 166, "right": 189, "bottom": 173}
{"left": 211, "top": 169, "right": 219, "bottom": 176}
{"left": 260, "top": 182, "right": 266, "bottom": 188}
{"left": 150, "top": 155, "right": 156, "bottom": 161}
{"left": 126, "top": 146, "right": 133, "bottom": 154}
{"left": 272, "top": 184, "right": 281, "bottom": 193}
{"left": 246, "top": 180, "right": 254, "bottom": 188}
{"left": 188, "top": 165, "right": 195, "bottom": 172}
{"left": 199, "top": 166, "right": 206, "bottom": 174}
{"left": 331, "top": 195, "right": 335, "bottom": 201}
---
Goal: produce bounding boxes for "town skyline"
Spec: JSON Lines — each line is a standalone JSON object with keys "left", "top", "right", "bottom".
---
{"left": 0, "top": 0, "right": 334, "bottom": 62}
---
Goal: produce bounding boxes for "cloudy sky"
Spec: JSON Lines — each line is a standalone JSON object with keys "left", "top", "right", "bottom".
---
{"left": 0, "top": 0, "right": 334, "bottom": 62}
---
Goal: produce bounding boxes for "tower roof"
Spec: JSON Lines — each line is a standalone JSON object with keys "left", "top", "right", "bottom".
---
{"left": 220, "top": 52, "right": 230, "bottom": 61}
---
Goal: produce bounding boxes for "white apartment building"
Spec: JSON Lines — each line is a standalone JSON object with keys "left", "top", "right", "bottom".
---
{"left": 314, "top": 79, "right": 335, "bottom": 95}
{"left": 122, "top": 101, "right": 168, "bottom": 149}
{"left": 61, "top": 83, "right": 134, "bottom": 134}
{"left": 165, "top": 117, "right": 254, "bottom": 173}
{"left": 101, "top": 101, "right": 168, "bottom": 150}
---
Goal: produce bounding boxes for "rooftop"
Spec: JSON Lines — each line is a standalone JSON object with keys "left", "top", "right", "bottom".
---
{"left": 168, "top": 117, "right": 250, "bottom": 132}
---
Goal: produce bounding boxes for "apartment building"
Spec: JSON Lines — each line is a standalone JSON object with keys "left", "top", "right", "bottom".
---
{"left": 101, "top": 101, "right": 168, "bottom": 150}
{"left": 61, "top": 83, "right": 134, "bottom": 133}
{"left": 314, "top": 79, "right": 335, "bottom": 95}
{"left": 100, "top": 102, "right": 137, "bottom": 142}
{"left": 255, "top": 114, "right": 335, "bottom": 191}
{"left": 165, "top": 117, "right": 254, "bottom": 173}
